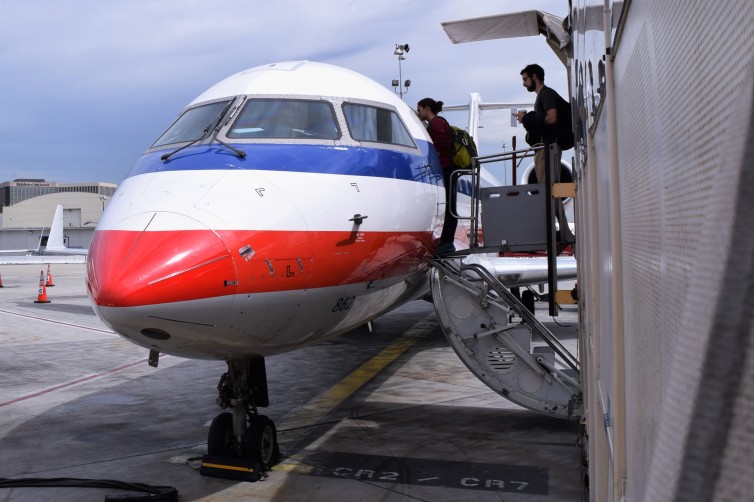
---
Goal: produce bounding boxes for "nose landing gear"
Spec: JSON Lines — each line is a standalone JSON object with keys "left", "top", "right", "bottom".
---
{"left": 201, "top": 358, "right": 280, "bottom": 481}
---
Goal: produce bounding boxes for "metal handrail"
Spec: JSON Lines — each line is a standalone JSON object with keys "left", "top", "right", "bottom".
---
{"left": 475, "top": 145, "right": 542, "bottom": 165}
{"left": 459, "top": 262, "right": 580, "bottom": 373}
{"left": 447, "top": 145, "right": 545, "bottom": 249}
{"left": 430, "top": 257, "right": 580, "bottom": 374}
{"left": 445, "top": 141, "right": 564, "bottom": 316}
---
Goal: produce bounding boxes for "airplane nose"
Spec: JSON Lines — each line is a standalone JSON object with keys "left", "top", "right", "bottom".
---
{"left": 87, "top": 213, "right": 238, "bottom": 308}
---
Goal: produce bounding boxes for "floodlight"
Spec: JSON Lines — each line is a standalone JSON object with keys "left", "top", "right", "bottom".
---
{"left": 391, "top": 43, "right": 411, "bottom": 100}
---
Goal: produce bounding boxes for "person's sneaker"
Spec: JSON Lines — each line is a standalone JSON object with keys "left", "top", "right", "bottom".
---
{"left": 435, "top": 242, "right": 456, "bottom": 256}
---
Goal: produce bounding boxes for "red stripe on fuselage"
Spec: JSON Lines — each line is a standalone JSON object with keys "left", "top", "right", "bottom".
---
{"left": 87, "top": 229, "right": 434, "bottom": 307}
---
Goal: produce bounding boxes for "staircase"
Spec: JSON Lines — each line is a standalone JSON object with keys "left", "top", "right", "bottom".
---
{"left": 430, "top": 258, "right": 580, "bottom": 419}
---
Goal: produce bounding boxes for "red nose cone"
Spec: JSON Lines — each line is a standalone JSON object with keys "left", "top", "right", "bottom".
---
{"left": 87, "top": 227, "right": 237, "bottom": 307}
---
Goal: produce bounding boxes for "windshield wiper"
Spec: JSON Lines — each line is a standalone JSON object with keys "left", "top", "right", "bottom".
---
{"left": 161, "top": 100, "right": 244, "bottom": 162}
{"left": 209, "top": 99, "right": 246, "bottom": 159}
{"left": 160, "top": 126, "right": 211, "bottom": 161}
{"left": 211, "top": 136, "right": 246, "bottom": 158}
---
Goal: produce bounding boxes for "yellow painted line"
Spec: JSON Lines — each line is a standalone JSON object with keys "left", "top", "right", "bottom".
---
{"left": 201, "top": 462, "right": 255, "bottom": 473}
{"left": 279, "top": 313, "right": 437, "bottom": 434}
{"left": 272, "top": 462, "right": 314, "bottom": 474}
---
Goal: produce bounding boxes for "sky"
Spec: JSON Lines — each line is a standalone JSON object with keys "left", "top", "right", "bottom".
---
{"left": 0, "top": 1, "right": 568, "bottom": 186}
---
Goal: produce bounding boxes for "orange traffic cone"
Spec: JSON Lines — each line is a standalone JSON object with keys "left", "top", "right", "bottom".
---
{"left": 34, "top": 270, "right": 51, "bottom": 304}
{"left": 45, "top": 264, "right": 55, "bottom": 287}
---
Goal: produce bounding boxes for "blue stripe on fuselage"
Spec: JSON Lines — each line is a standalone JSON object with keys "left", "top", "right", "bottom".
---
{"left": 127, "top": 141, "right": 445, "bottom": 184}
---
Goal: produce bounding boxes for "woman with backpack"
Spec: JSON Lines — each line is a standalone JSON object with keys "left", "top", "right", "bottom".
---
{"left": 417, "top": 97, "right": 456, "bottom": 256}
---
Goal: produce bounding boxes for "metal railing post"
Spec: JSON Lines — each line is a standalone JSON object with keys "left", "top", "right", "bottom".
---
{"left": 545, "top": 141, "right": 558, "bottom": 316}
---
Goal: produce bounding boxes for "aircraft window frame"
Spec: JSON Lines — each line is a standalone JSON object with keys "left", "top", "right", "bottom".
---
{"left": 224, "top": 97, "right": 341, "bottom": 141}
{"left": 341, "top": 101, "right": 417, "bottom": 149}
{"left": 150, "top": 98, "right": 233, "bottom": 149}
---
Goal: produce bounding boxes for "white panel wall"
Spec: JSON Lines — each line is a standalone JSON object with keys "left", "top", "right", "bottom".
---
{"left": 573, "top": 0, "right": 753, "bottom": 500}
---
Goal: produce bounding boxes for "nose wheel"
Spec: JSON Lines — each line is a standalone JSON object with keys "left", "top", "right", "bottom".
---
{"left": 207, "top": 412, "right": 235, "bottom": 457}
{"left": 207, "top": 412, "right": 280, "bottom": 468}
{"left": 246, "top": 414, "right": 279, "bottom": 468}
{"left": 202, "top": 358, "right": 280, "bottom": 480}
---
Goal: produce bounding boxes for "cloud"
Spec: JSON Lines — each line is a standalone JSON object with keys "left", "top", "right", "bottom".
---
{"left": 0, "top": 0, "right": 568, "bottom": 184}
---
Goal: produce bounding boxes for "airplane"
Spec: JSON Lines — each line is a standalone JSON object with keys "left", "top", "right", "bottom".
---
{"left": 0, "top": 204, "right": 89, "bottom": 257}
{"left": 85, "top": 60, "right": 576, "bottom": 472}
{"left": 43, "top": 204, "right": 89, "bottom": 256}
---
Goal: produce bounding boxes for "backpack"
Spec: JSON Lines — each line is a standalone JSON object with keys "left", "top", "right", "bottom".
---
{"left": 522, "top": 91, "right": 575, "bottom": 150}
{"left": 436, "top": 117, "right": 478, "bottom": 169}
{"left": 428, "top": 115, "right": 478, "bottom": 170}
{"left": 555, "top": 94, "right": 574, "bottom": 150}
{"left": 449, "top": 125, "right": 478, "bottom": 169}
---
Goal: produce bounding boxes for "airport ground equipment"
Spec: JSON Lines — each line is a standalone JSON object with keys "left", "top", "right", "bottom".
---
{"left": 433, "top": 142, "right": 580, "bottom": 418}
{"left": 430, "top": 258, "right": 580, "bottom": 419}
{"left": 450, "top": 141, "right": 575, "bottom": 315}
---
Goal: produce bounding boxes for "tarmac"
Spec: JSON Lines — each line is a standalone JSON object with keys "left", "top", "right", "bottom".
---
{"left": 0, "top": 262, "right": 583, "bottom": 501}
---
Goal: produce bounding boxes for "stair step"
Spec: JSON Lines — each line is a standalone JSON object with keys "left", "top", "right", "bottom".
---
{"left": 430, "top": 261, "right": 580, "bottom": 420}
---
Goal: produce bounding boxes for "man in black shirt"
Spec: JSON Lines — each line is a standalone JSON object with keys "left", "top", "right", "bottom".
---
{"left": 516, "top": 63, "right": 575, "bottom": 243}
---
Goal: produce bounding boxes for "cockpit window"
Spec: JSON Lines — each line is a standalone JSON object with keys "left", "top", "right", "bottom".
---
{"left": 152, "top": 100, "right": 231, "bottom": 148}
{"left": 227, "top": 99, "right": 340, "bottom": 140}
{"left": 342, "top": 103, "right": 415, "bottom": 148}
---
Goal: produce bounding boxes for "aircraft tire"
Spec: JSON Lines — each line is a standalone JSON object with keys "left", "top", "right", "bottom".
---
{"left": 245, "top": 414, "right": 279, "bottom": 468}
{"left": 207, "top": 412, "right": 235, "bottom": 456}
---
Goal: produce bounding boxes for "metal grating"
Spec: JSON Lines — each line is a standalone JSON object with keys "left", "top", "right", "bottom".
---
{"left": 485, "top": 346, "right": 517, "bottom": 373}
{"left": 615, "top": 23, "right": 665, "bottom": 498}
{"left": 622, "top": 2, "right": 753, "bottom": 500}
{"left": 574, "top": 0, "right": 754, "bottom": 499}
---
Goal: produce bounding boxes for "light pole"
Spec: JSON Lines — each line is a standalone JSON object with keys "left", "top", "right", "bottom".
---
{"left": 391, "top": 43, "right": 411, "bottom": 100}
{"left": 99, "top": 196, "right": 106, "bottom": 211}
{"left": 502, "top": 141, "right": 508, "bottom": 184}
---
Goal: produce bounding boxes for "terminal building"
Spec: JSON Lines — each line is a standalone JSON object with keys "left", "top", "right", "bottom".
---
{"left": 0, "top": 179, "right": 117, "bottom": 251}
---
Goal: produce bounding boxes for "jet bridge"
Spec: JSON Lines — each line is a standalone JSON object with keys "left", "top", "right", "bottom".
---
{"left": 430, "top": 143, "right": 581, "bottom": 418}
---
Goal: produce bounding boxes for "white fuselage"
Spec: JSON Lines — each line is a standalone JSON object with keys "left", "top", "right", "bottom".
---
{"left": 87, "top": 61, "right": 449, "bottom": 359}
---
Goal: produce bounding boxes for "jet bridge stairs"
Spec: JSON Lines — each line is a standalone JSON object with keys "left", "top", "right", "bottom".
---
{"left": 429, "top": 144, "right": 581, "bottom": 419}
